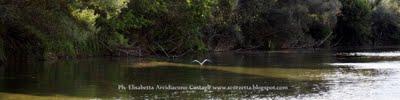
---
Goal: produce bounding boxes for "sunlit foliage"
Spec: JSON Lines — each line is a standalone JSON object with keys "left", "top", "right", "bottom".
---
{"left": 71, "top": 9, "right": 99, "bottom": 30}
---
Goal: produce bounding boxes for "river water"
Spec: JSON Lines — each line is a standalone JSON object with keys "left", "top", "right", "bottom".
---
{"left": 1, "top": 48, "right": 400, "bottom": 99}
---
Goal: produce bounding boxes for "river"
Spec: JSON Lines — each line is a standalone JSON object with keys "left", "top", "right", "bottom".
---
{"left": 1, "top": 48, "right": 400, "bottom": 99}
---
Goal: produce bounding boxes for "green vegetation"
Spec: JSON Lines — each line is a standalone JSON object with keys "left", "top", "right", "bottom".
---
{"left": 110, "top": 0, "right": 216, "bottom": 56}
{"left": 334, "top": 0, "right": 373, "bottom": 46}
{"left": 238, "top": 0, "right": 341, "bottom": 49}
{"left": 372, "top": 0, "right": 400, "bottom": 45}
{"left": 0, "top": 0, "right": 99, "bottom": 60}
{"left": 1, "top": 0, "right": 400, "bottom": 61}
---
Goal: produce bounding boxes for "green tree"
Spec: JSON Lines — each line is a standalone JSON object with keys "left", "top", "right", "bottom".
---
{"left": 203, "top": 0, "right": 241, "bottom": 51}
{"left": 334, "top": 0, "right": 373, "bottom": 46}
{"left": 110, "top": 0, "right": 216, "bottom": 56}
{"left": 372, "top": 0, "right": 400, "bottom": 45}
{"left": 238, "top": 0, "right": 340, "bottom": 49}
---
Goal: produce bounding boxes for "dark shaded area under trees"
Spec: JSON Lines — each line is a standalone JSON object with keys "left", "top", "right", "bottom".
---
{"left": 1, "top": 0, "right": 400, "bottom": 62}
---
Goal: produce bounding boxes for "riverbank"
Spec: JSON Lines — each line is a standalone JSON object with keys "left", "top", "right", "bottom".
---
{"left": 2, "top": 0, "right": 400, "bottom": 64}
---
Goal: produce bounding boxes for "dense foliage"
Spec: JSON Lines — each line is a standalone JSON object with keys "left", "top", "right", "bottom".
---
{"left": 334, "top": 0, "right": 373, "bottom": 46}
{"left": 238, "top": 0, "right": 341, "bottom": 49}
{"left": 1, "top": 0, "right": 400, "bottom": 61}
{"left": 0, "top": 0, "right": 97, "bottom": 61}
{"left": 372, "top": 0, "right": 400, "bottom": 45}
{"left": 110, "top": 0, "right": 216, "bottom": 56}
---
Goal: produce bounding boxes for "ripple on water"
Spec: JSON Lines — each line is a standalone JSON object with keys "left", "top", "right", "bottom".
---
{"left": 327, "top": 61, "right": 400, "bottom": 69}
{"left": 343, "top": 51, "right": 400, "bottom": 57}
{"left": 306, "top": 59, "right": 400, "bottom": 100}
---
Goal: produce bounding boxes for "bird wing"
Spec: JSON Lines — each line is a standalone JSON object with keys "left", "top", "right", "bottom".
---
{"left": 201, "top": 59, "right": 210, "bottom": 64}
{"left": 192, "top": 60, "right": 201, "bottom": 64}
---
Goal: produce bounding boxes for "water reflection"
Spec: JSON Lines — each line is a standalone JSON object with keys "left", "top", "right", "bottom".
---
{"left": 133, "top": 61, "right": 332, "bottom": 81}
{"left": 308, "top": 53, "right": 400, "bottom": 99}
{"left": 0, "top": 50, "right": 400, "bottom": 99}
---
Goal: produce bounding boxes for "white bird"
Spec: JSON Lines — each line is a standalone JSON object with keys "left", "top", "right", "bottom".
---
{"left": 192, "top": 59, "right": 211, "bottom": 66}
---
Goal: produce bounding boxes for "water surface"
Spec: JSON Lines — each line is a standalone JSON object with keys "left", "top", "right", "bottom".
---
{"left": 1, "top": 49, "right": 400, "bottom": 99}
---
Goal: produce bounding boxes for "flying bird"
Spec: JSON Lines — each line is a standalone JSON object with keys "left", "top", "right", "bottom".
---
{"left": 192, "top": 59, "right": 211, "bottom": 66}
